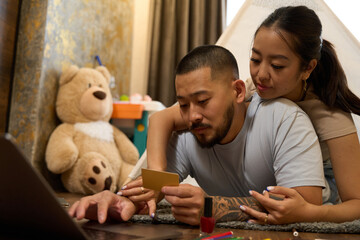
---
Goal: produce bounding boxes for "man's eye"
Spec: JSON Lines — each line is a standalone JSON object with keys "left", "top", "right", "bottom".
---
{"left": 179, "top": 104, "right": 189, "bottom": 109}
{"left": 198, "top": 99, "right": 209, "bottom": 105}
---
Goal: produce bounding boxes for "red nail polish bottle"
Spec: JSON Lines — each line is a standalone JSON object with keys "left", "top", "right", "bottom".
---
{"left": 200, "top": 197, "right": 215, "bottom": 235}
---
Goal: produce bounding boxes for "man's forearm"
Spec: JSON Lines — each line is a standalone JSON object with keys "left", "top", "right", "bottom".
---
{"left": 213, "top": 196, "right": 265, "bottom": 222}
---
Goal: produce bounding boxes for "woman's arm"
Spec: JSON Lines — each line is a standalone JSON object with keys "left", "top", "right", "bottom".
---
{"left": 147, "top": 104, "right": 187, "bottom": 171}
{"left": 119, "top": 104, "right": 188, "bottom": 217}
{"left": 323, "top": 132, "right": 360, "bottom": 222}
{"left": 241, "top": 132, "right": 360, "bottom": 224}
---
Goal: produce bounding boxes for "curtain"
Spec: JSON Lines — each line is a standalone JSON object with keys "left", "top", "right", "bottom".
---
{"left": 147, "top": 0, "right": 226, "bottom": 107}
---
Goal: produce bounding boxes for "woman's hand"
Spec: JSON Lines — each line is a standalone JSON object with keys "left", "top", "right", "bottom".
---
{"left": 240, "top": 186, "right": 313, "bottom": 224}
{"left": 117, "top": 176, "right": 159, "bottom": 218}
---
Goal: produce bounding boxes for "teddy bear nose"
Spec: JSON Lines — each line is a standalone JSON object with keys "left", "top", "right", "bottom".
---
{"left": 93, "top": 91, "right": 106, "bottom": 100}
{"left": 104, "top": 176, "right": 112, "bottom": 190}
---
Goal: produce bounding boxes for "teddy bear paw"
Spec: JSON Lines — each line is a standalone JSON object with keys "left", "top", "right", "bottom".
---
{"left": 84, "top": 158, "right": 116, "bottom": 193}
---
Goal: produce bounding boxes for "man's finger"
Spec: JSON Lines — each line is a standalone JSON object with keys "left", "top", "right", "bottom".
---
{"left": 97, "top": 199, "right": 110, "bottom": 223}
{"left": 164, "top": 194, "right": 202, "bottom": 209}
{"left": 172, "top": 212, "right": 199, "bottom": 226}
{"left": 75, "top": 197, "right": 94, "bottom": 220}
{"left": 171, "top": 204, "right": 199, "bottom": 217}
{"left": 119, "top": 200, "right": 137, "bottom": 221}
{"left": 161, "top": 184, "right": 196, "bottom": 198}
{"left": 68, "top": 200, "right": 80, "bottom": 217}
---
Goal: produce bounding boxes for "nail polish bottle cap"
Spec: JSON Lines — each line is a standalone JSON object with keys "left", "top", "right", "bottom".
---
{"left": 204, "top": 197, "right": 212, "bottom": 217}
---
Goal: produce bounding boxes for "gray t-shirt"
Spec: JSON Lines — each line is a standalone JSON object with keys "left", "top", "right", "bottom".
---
{"left": 166, "top": 93, "right": 325, "bottom": 197}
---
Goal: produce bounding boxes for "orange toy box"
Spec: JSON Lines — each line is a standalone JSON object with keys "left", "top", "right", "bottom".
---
{"left": 112, "top": 102, "right": 144, "bottom": 119}
{"left": 111, "top": 100, "right": 165, "bottom": 156}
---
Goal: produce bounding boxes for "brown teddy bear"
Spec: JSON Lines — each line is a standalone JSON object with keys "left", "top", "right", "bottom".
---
{"left": 46, "top": 65, "right": 139, "bottom": 195}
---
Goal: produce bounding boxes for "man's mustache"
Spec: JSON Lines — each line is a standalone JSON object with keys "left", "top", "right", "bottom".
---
{"left": 189, "top": 123, "right": 211, "bottom": 130}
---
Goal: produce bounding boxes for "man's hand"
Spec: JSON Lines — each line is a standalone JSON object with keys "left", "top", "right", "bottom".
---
{"left": 118, "top": 177, "right": 159, "bottom": 218}
{"left": 68, "top": 190, "right": 140, "bottom": 223}
{"left": 161, "top": 184, "right": 206, "bottom": 225}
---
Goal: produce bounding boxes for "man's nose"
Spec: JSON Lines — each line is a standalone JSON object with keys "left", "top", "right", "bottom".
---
{"left": 189, "top": 105, "right": 202, "bottom": 123}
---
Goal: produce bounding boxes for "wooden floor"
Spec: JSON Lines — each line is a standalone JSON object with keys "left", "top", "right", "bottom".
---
{"left": 58, "top": 192, "right": 360, "bottom": 240}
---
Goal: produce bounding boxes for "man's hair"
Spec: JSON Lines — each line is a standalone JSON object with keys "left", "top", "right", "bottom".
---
{"left": 175, "top": 45, "right": 239, "bottom": 80}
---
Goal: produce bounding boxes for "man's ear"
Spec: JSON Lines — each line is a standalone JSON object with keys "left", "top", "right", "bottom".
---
{"left": 233, "top": 79, "right": 246, "bottom": 103}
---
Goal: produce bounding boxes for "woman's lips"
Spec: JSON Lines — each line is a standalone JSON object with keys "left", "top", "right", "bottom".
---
{"left": 256, "top": 83, "right": 270, "bottom": 91}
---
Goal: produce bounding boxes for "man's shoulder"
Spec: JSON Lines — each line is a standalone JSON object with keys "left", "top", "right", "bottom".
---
{"left": 266, "top": 97, "right": 301, "bottom": 109}
{"left": 257, "top": 96, "right": 305, "bottom": 115}
{"left": 248, "top": 94, "right": 309, "bottom": 127}
{"left": 251, "top": 93, "right": 298, "bottom": 107}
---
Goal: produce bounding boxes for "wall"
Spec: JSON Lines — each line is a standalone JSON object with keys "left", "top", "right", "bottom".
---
{"left": 129, "top": 0, "right": 153, "bottom": 96}
{"left": 8, "top": 0, "right": 134, "bottom": 186}
{"left": 0, "top": 0, "right": 20, "bottom": 133}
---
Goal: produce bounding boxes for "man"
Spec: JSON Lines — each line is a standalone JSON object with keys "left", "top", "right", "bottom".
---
{"left": 69, "top": 45, "right": 324, "bottom": 226}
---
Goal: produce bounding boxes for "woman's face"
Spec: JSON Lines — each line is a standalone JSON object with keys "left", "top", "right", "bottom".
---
{"left": 250, "top": 27, "right": 309, "bottom": 101}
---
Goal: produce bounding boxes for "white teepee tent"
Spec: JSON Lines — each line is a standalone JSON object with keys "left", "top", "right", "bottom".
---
{"left": 216, "top": 0, "right": 360, "bottom": 132}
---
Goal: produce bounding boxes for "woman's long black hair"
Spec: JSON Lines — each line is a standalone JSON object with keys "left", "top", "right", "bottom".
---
{"left": 255, "top": 6, "right": 360, "bottom": 114}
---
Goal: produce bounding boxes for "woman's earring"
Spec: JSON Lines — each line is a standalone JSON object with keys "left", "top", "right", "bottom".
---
{"left": 303, "top": 80, "right": 308, "bottom": 92}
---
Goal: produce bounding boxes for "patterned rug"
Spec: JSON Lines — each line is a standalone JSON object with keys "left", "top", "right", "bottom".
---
{"left": 130, "top": 200, "right": 360, "bottom": 234}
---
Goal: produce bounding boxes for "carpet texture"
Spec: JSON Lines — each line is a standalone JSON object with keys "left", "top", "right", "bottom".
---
{"left": 130, "top": 200, "right": 360, "bottom": 234}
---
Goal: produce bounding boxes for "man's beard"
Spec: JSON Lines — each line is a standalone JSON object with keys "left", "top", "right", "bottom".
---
{"left": 191, "top": 102, "right": 234, "bottom": 148}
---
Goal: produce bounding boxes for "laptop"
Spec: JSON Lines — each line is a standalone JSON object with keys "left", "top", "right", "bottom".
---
{"left": 0, "top": 133, "right": 182, "bottom": 239}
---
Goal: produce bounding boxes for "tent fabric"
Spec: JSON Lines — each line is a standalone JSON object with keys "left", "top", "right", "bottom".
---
{"left": 216, "top": 0, "right": 360, "bottom": 132}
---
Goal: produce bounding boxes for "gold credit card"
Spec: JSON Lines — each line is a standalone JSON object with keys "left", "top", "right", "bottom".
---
{"left": 141, "top": 168, "right": 179, "bottom": 191}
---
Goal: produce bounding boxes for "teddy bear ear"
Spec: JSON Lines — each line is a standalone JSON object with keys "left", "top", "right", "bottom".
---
{"left": 96, "top": 66, "right": 111, "bottom": 84}
{"left": 59, "top": 65, "right": 80, "bottom": 86}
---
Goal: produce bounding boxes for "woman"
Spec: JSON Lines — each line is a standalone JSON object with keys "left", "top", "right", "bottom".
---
{"left": 122, "top": 5, "right": 360, "bottom": 224}
{"left": 237, "top": 5, "right": 360, "bottom": 224}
